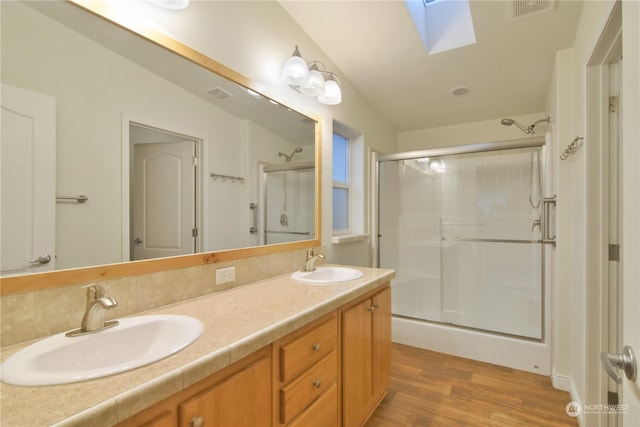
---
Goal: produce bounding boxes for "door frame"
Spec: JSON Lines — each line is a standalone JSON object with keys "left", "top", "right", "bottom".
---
{"left": 121, "top": 114, "right": 206, "bottom": 261}
{"left": 585, "top": 2, "right": 622, "bottom": 425}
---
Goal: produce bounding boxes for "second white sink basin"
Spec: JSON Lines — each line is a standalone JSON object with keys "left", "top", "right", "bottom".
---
{"left": 292, "top": 267, "right": 363, "bottom": 284}
{"left": 1, "top": 314, "right": 203, "bottom": 386}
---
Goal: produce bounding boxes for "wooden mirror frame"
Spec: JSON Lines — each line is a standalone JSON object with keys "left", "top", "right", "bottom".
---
{"left": 0, "top": 0, "right": 322, "bottom": 296}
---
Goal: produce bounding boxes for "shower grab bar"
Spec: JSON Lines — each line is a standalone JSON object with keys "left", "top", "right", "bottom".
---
{"left": 249, "top": 203, "right": 258, "bottom": 234}
{"left": 265, "top": 230, "right": 311, "bottom": 236}
{"left": 442, "top": 237, "right": 543, "bottom": 244}
{"left": 542, "top": 196, "right": 557, "bottom": 246}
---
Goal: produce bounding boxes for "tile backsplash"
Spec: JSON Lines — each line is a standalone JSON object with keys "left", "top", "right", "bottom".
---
{"left": 1, "top": 247, "right": 323, "bottom": 348}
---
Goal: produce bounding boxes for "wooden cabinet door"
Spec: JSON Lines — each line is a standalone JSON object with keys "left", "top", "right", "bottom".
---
{"left": 341, "top": 297, "right": 373, "bottom": 427}
{"left": 179, "top": 356, "right": 271, "bottom": 427}
{"left": 372, "top": 287, "right": 391, "bottom": 398}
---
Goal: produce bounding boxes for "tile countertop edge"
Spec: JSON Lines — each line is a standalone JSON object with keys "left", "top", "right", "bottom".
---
{"left": 3, "top": 266, "right": 395, "bottom": 426}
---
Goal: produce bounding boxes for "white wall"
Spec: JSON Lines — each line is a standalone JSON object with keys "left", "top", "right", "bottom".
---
{"left": 546, "top": 47, "right": 577, "bottom": 394}
{"left": 550, "top": 1, "right": 620, "bottom": 416}
{"left": 398, "top": 112, "right": 547, "bottom": 151}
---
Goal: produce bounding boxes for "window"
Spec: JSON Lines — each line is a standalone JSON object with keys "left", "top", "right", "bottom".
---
{"left": 331, "top": 122, "right": 368, "bottom": 244}
{"left": 332, "top": 132, "right": 351, "bottom": 233}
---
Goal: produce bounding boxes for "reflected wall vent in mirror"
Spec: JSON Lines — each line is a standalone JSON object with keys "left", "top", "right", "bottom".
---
{"left": 282, "top": 46, "right": 342, "bottom": 105}
{"left": 206, "top": 87, "right": 234, "bottom": 100}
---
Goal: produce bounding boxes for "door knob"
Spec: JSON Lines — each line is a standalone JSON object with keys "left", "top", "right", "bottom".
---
{"left": 601, "top": 345, "right": 637, "bottom": 384}
{"left": 29, "top": 254, "right": 51, "bottom": 264}
{"left": 134, "top": 238, "right": 143, "bottom": 244}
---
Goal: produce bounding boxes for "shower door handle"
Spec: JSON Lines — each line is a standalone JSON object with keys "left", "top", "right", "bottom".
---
{"left": 542, "top": 196, "right": 556, "bottom": 246}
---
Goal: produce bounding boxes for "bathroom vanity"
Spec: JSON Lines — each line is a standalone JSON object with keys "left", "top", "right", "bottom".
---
{"left": 0, "top": 266, "right": 393, "bottom": 427}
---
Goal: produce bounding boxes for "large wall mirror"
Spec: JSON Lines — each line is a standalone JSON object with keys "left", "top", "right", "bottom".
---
{"left": 0, "top": 0, "right": 320, "bottom": 292}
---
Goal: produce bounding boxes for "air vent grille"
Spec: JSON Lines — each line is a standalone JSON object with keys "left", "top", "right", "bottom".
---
{"left": 509, "top": 0, "right": 555, "bottom": 20}
{"left": 205, "top": 86, "right": 234, "bottom": 100}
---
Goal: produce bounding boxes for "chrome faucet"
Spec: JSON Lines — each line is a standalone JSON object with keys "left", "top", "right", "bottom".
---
{"left": 66, "top": 284, "right": 119, "bottom": 337}
{"left": 303, "top": 249, "right": 325, "bottom": 272}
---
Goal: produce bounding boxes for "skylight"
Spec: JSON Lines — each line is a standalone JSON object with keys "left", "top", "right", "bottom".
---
{"left": 405, "top": 0, "right": 476, "bottom": 55}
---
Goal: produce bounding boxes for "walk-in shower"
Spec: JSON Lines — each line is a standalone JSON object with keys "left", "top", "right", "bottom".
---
{"left": 373, "top": 138, "right": 555, "bottom": 373}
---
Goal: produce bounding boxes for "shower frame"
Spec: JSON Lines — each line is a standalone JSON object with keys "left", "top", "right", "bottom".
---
{"left": 372, "top": 136, "right": 551, "bottom": 342}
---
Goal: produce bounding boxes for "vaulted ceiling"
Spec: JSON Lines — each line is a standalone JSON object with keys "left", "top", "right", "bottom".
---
{"left": 280, "top": 0, "right": 583, "bottom": 132}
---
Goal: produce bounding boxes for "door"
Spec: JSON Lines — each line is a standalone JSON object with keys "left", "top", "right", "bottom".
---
{"left": 132, "top": 141, "right": 196, "bottom": 260}
{"left": 1, "top": 83, "right": 56, "bottom": 276}
{"left": 594, "top": 2, "right": 640, "bottom": 422}
{"left": 179, "top": 355, "right": 271, "bottom": 426}
{"left": 342, "top": 297, "right": 373, "bottom": 427}
{"left": 619, "top": 1, "right": 640, "bottom": 421}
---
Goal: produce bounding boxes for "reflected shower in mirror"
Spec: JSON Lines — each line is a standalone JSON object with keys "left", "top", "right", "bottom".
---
{"left": 0, "top": 1, "right": 317, "bottom": 278}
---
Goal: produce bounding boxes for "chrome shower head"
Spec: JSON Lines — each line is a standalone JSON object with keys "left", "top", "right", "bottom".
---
{"left": 500, "top": 118, "right": 536, "bottom": 135}
{"left": 279, "top": 147, "right": 303, "bottom": 163}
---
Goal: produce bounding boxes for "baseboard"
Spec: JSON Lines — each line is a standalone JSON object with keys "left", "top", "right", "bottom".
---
{"left": 551, "top": 368, "right": 572, "bottom": 391}
{"left": 552, "top": 369, "right": 585, "bottom": 426}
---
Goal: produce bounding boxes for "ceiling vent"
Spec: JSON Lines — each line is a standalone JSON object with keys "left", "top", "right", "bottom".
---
{"left": 205, "top": 86, "right": 234, "bottom": 100}
{"left": 508, "top": 0, "right": 555, "bottom": 21}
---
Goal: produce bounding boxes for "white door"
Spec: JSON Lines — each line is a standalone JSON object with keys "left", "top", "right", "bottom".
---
{"left": 132, "top": 141, "right": 196, "bottom": 260}
{"left": 1, "top": 84, "right": 56, "bottom": 276}
{"left": 619, "top": 2, "right": 640, "bottom": 422}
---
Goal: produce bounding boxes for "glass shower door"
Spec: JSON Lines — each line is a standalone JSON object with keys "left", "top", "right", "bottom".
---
{"left": 263, "top": 166, "right": 315, "bottom": 244}
{"left": 379, "top": 146, "right": 544, "bottom": 340}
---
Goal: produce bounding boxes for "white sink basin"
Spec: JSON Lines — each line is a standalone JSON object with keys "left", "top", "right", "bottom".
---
{"left": 1, "top": 314, "right": 203, "bottom": 386}
{"left": 292, "top": 267, "right": 363, "bottom": 284}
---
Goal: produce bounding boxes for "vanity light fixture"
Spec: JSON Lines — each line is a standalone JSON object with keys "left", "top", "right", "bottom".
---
{"left": 282, "top": 46, "right": 342, "bottom": 105}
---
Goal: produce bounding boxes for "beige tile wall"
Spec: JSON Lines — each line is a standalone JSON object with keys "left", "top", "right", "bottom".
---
{"left": 0, "top": 247, "right": 323, "bottom": 348}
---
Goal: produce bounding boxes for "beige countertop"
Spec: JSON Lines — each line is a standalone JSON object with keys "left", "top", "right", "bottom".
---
{"left": 0, "top": 265, "right": 394, "bottom": 426}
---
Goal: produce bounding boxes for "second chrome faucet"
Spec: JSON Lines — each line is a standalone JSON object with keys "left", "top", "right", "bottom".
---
{"left": 302, "top": 248, "right": 325, "bottom": 272}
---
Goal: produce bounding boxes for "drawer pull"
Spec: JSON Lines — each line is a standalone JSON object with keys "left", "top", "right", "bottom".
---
{"left": 312, "top": 343, "right": 321, "bottom": 352}
{"left": 312, "top": 379, "right": 322, "bottom": 389}
{"left": 191, "top": 416, "right": 205, "bottom": 427}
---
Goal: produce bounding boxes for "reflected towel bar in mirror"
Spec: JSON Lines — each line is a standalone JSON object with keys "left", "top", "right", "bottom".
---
{"left": 210, "top": 173, "right": 245, "bottom": 183}
{"left": 56, "top": 195, "right": 88, "bottom": 203}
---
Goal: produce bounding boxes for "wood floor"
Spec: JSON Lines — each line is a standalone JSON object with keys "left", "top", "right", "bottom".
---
{"left": 365, "top": 343, "right": 578, "bottom": 427}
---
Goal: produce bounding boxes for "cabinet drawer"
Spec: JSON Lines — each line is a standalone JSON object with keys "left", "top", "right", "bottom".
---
{"left": 280, "top": 351, "right": 337, "bottom": 424}
{"left": 279, "top": 316, "right": 337, "bottom": 383}
{"left": 288, "top": 383, "right": 338, "bottom": 427}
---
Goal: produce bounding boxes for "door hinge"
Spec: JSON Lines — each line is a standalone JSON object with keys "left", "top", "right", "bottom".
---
{"left": 192, "top": 156, "right": 199, "bottom": 166}
{"left": 609, "top": 96, "right": 619, "bottom": 113}
{"left": 609, "top": 244, "right": 620, "bottom": 261}
{"left": 192, "top": 228, "right": 198, "bottom": 238}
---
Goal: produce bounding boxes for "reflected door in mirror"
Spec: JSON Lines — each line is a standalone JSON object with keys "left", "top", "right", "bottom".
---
{"left": 1, "top": 84, "right": 56, "bottom": 276}
{"left": 132, "top": 141, "right": 197, "bottom": 260}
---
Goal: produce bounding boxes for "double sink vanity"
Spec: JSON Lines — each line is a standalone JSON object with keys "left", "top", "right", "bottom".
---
{"left": 0, "top": 265, "right": 394, "bottom": 426}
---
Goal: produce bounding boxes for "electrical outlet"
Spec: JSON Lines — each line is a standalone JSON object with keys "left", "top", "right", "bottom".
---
{"left": 215, "top": 266, "right": 235, "bottom": 284}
